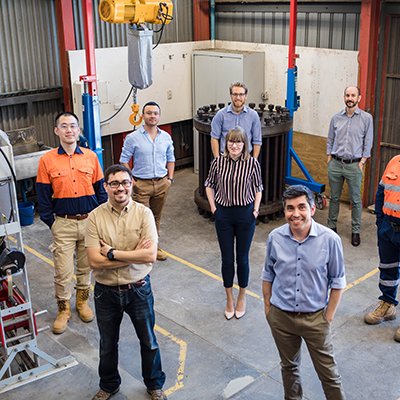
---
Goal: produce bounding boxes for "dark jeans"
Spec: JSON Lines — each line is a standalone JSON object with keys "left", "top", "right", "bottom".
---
{"left": 377, "top": 217, "right": 400, "bottom": 305}
{"left": 94, "top": 275, "right": 166, "bottom": 393}
{"left": 214, "top": 203, "right": 256, "bottom": 288}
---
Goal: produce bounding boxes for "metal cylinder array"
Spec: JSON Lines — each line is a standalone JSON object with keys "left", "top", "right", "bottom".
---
{"left": 194, "top": 102, "right": 292, "bottom": 221}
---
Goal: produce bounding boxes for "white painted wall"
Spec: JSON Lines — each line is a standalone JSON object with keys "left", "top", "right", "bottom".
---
{"left": 69, "top": 40, "right": 357, "bottom": 138}
{"left": 215, "top": 40, "right": 358, "bottom": 138}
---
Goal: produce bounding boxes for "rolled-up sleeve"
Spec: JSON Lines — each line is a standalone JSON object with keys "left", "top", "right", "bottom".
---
{"left": 211, "top": 112, "right": 223, "bottom": 140}
{"left": 328, "top": 235, "right": 346, "bottom": 289}
{"left": 119, "top": 134, "right": 135, "bottom": 164}
{"left": 251, "top": 115, "right": 262, "bottom": 145}
{"left": 261, "top": 235, "right": 275, "bottom": 282}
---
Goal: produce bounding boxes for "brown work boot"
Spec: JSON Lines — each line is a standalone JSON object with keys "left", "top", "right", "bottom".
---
{"left": 76, "top": 288, "right": 94, "bottom": 322}
{"left": 147, "top": 389, "right": 168, "bottom": 400}
{"left": 92, "top": 388, "right": 119, "bottom": 400}
{"left": 394, "top": 327, "right": 400, "bottom": 343}
{"left": 53, "top": 300, "right": 71, "bottom": 334}
{"left": 364, "top": 300, "right": 396, "bottom": 325}
{"left": 157, "top": 248, "right": 167, "bottom": 261}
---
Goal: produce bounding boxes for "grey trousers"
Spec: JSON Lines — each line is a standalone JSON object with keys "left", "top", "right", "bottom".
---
{"left": 267, "top": 305, "right": 345, "bottom": 400}
{"left": 327, "top": 158, "right": 363, "bottom": 233}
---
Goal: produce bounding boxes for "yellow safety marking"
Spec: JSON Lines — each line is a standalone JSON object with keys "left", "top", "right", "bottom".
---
{"left": 11, "top": 236, "right": 186, "bottom": 394}
{"left": 163, "top": 250, "right": 261, "bottom": 300}
{"left": 155, "top": 324, "right": 187, "bottom": 395}
{"left": 344, "top": 267, "right": 379, "bottom": 292}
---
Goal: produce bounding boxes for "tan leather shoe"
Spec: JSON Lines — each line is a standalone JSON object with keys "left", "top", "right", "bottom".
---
{"left": 53, "top": 300, "right": 71, "bottom": 334}
{"left": 76, "top": 288, "right": 94, "bottom": 322}
{"left": 157, "top": 248, "right": 167, "bottom": 261}
{"left": 364, "top": 300, "right": 396, "bottom": 325}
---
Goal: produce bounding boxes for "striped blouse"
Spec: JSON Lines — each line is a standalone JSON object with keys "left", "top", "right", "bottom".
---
{"left": 205, "top": 155, "right": 263, "bottom": 206}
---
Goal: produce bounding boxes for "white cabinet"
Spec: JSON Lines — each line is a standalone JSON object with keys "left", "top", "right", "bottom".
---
{"left": 192, "top": 50, "right": 265, "bottom": 172}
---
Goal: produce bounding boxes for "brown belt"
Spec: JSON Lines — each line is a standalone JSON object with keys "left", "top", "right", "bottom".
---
{"left": 96, "top": 280, "right": 147, "bottom": 290}
{"left": 281, "top": 307, "right": 324, "bottom": 316}
{"left": 57, "top": 214, "right": 89, "bottom": 220}
{"left": 133, "top": 176, "right": 166, "bottom": 181}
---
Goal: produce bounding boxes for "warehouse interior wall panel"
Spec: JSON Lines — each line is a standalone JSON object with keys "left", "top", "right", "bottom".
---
{"left": 72, "top": 0, "right": 193, "bottom": 50}
{"left": 215, "top": 3, "right": 360, "bottom": 51}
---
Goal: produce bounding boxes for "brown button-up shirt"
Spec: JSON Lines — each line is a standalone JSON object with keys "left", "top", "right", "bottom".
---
{"left": 85, "top": 199, "right": 158, "bottom": 285}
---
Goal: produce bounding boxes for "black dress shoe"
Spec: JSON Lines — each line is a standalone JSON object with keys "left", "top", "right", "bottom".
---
{"left": 351, "top": 233, "right": 360, "bottom": 247}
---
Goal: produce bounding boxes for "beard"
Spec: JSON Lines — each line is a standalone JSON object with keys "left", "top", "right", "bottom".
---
{"left": 346, "top": 100, "right": 358, "bottom": 108}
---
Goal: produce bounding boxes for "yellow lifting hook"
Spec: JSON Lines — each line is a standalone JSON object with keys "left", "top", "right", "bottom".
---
{"left": 129, "top": 103, "right": 143, "bottom": 126}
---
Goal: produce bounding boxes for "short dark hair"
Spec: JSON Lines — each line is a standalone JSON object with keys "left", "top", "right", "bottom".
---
{"left": 104, "top": 164, "right": 133, "bottom": 183}
{"left": 142, "top": 101, "right": 161, "bottom": 114}
{"left": 282, "top": 185, "right": 315, "bottom": 207}
{"left": 55, "top": 111, "right": 79, "bottom": 127}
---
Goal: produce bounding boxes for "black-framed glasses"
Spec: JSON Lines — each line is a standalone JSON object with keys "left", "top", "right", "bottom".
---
{"left": 107, "top": 180, "right": 132, "bottom": 189}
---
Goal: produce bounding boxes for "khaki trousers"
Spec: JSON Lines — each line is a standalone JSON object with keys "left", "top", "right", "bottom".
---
{"left": 267, "top": 305, "right": 345, "bottom": 400}
{"left": 132, "top": 177, "right": 171, "bottom": 233}
{"left": 50, "top": 216, "right": 91, "bottom": 300}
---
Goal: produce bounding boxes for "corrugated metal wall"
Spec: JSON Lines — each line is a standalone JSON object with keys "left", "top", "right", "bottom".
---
{"left": 216, "top": 3, "right": 360, "bottom": 50}
{"left": 0, "top": 0, "right": 193, "bottom": 149}
{"left": 0, "top": 0, "right": 63, "bottom": 147}
{"left": 72, "top": 0, "right": 193, "bottom": 49}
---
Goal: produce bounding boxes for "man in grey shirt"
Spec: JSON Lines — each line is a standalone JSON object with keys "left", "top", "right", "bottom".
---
{"left": 326, "top": 86, "right": 373, "bottom": 246}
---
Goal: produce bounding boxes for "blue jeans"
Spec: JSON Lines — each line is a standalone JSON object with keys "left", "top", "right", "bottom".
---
{"left": 377, "top": 217, "right": 400, "bottom": 305}
{"left": 214, "top": 203, "right": 256, "bottom": 288}
{"left": 327, "top": 158, "right": 362, "bottom": 233}
{"left": 94, "top": 275, "right": 166, "bottom": 393}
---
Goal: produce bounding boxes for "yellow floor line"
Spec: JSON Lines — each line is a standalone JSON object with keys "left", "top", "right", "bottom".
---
{"left": 11, "top": 236, "right": 187, "bottom": 394}
{"left": 155, "top": 325, "right": 187, "bottom": 395}
{"left": 344, "top": 267, "right": 379, "bottom": 292}
{"left": 163, "top": 250, "right": 261, "bottom": 300}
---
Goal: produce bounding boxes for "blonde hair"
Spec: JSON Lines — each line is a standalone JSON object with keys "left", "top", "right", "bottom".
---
{"left": 223, "top": 126, "right": 250, "bottom": 160}
{"left": 229, "top": 82, "right": 248, "bottom": 95}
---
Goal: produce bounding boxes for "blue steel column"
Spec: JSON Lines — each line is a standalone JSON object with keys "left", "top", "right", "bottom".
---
{"left": 285, "top": 0, "right": 324, "bottom": 193}
{"left": 80, "top": 0, "right": 103, "bottom": 169}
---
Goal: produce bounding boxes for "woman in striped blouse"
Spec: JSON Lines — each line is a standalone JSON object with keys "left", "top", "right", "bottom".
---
{"left": 205, "top": 126, "right": 263, "bottom": 320}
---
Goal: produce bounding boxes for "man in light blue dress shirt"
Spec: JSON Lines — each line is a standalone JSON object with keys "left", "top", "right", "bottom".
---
{"left": 326, "top": 86, "right": 374, "bottom": 247}
{"left": 211, "top": 82, "right": 262, "bottom": 159}
{"left": 262, "top": 185, "right": 346, "bottom": 400}
{"left": 120, "top": 102, "right": 175, "bottom": 261}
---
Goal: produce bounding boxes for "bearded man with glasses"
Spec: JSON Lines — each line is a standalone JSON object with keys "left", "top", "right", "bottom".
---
{"left": 210, "top": 81, "right": 262, "bottom": 159}
{"left": 36, "top": 112, "right": 107, "bottom": 334}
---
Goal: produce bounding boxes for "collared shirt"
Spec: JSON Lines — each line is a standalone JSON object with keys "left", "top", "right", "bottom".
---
{"left": 211, "top": 104, "right": 262, "bottom": 153}
{"left": 119, "top": 126, "right": 175, "bottom": 179}
{"left": 36, "top": 146, "right": 107, "bottom": 228}
{"left": 204, "top": 155, "right": 263, "bottom": 206}
{"left": 261, "top": 219, "right": 346, "bottom": 313}
{"left": 326, "top": 107, "right": 373, "bottom": 159}
{"left": 85, "top": 199, "right": 158, "bottom": 285}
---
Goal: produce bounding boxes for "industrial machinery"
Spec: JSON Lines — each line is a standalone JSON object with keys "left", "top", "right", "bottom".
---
{"left": 0, "top": 131, "right": 76, "bottom": 393}
{"left": 285, "top": 0, "right": 326, "bottom": 208}
{"left": 194, "top": 103, "right": 292, "bottom": 221}
{"left": 99, "top": 0, "right": 173, "bottom": 127}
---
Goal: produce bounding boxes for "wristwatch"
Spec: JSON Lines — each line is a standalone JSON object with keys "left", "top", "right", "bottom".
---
{"left": 107, "top": 248, "right": 115, "bottom": 261}
{"left": 167, "top": 177, "right": 175, "bottom": 183}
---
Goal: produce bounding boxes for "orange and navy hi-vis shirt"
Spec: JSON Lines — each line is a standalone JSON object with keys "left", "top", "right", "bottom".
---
{"left": 36, "top": 146, "right": 107, "bottom": 228}
{"left": 376, "top": 155, "right": 400, "bottom": 225}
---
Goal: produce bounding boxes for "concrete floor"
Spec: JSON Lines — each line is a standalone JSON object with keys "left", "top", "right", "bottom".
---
{"left": 2, "top": 167, "right": 400, "bottom": 400}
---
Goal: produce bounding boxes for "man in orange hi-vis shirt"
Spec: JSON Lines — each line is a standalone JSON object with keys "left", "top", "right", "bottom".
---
{"left": 36, "top": 112, "right": 107, "bottom": 334}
